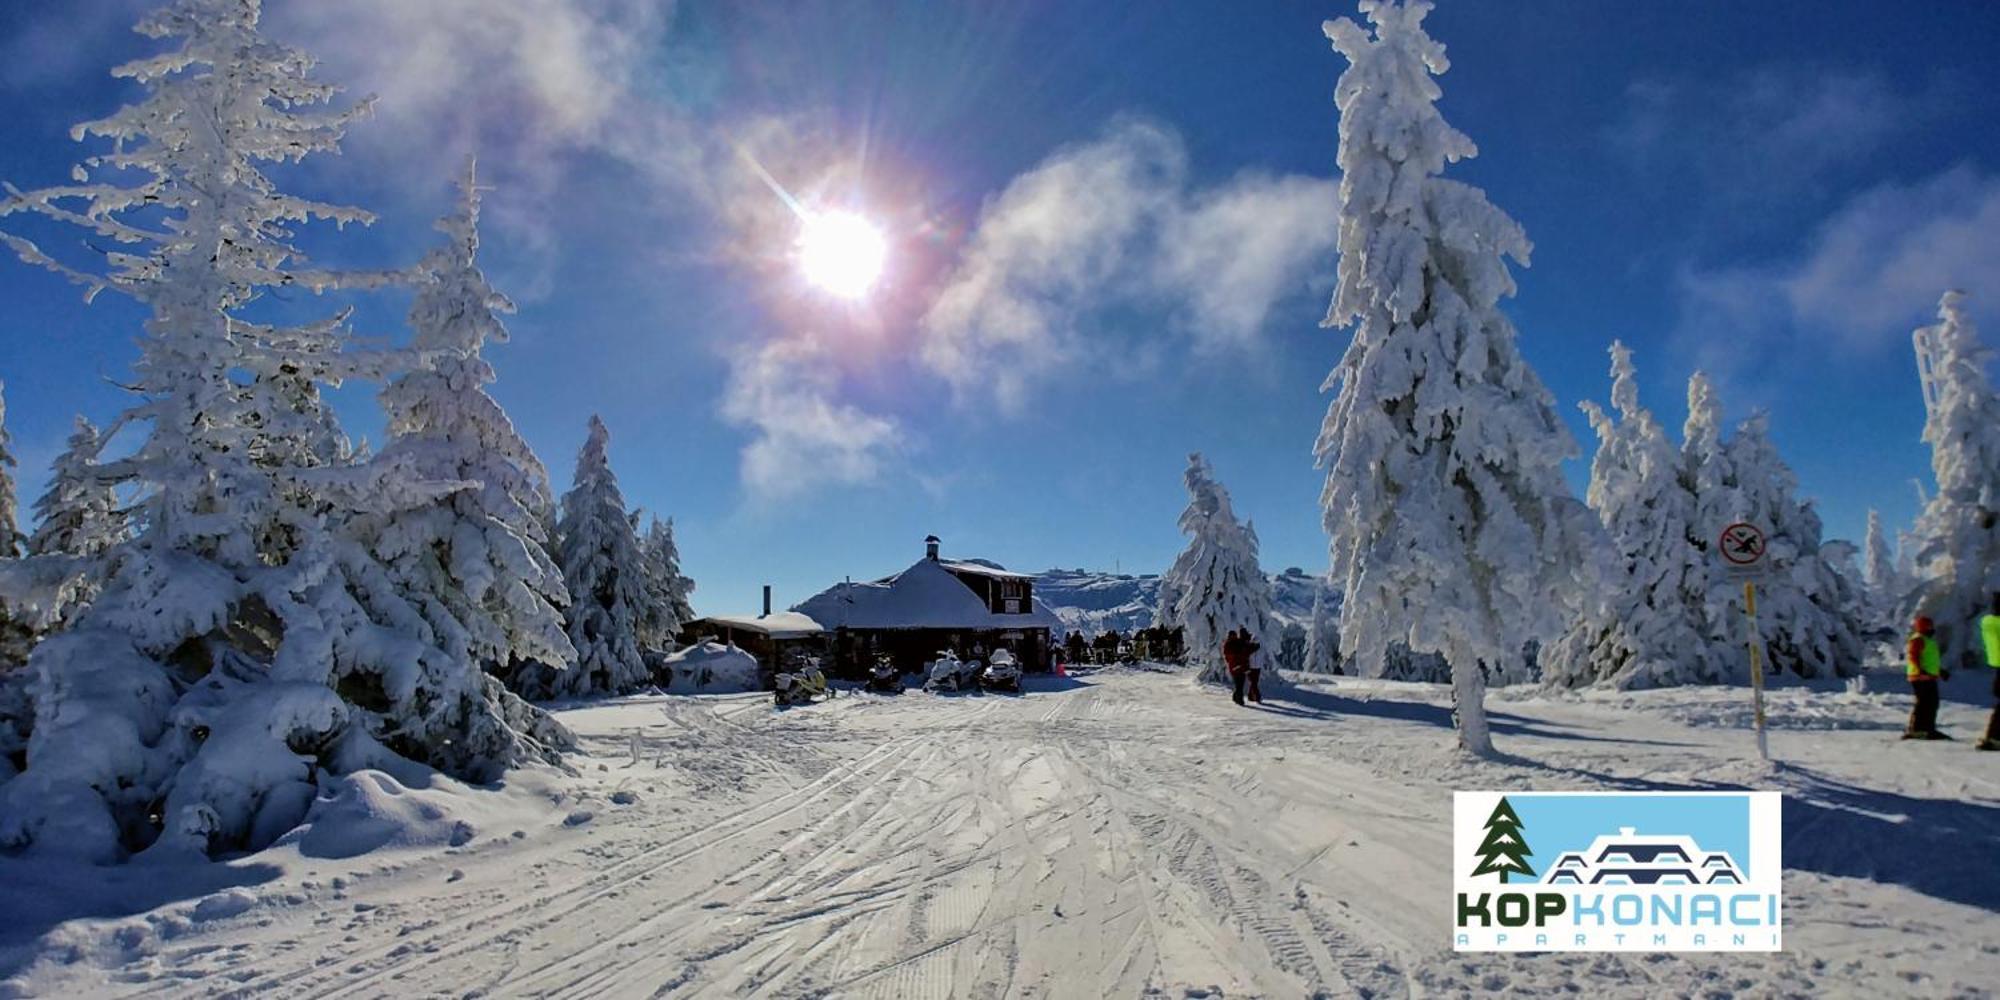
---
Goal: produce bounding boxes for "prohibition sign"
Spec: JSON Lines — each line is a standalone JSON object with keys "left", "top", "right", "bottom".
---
{"left": 1720, "top": 522, "right": 1766, "bottom": 566}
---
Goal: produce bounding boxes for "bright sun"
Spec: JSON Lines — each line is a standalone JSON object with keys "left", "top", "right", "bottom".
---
{"left": 797, "top": 210, "right": 887, "bottom": 299}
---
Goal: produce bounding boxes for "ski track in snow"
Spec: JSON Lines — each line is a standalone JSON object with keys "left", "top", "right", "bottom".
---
{"left": 4, "top": 670, "right": 1998, "bottom": 999}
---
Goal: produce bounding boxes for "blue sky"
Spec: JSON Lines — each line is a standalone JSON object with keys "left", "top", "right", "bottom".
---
{"left": 3, "top": 1, "right": 1998, "bottom": 617}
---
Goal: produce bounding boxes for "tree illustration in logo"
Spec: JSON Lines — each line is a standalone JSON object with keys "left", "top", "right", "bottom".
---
{"left": 1471, "top": 797, "right": 1535, "bottom": 883}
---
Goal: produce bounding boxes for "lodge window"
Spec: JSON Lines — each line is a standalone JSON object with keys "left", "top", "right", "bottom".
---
{"left": 999, "top": 579, "right": 1026, "bottom": 613}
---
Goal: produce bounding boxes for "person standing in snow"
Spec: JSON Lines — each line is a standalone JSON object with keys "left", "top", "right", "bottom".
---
{"left": 1242, "top": 628, "right": 1265, "bottom": 705}
{"left": 1223, "top": 628, "right": 1249, "bottom": 705}
{"left": 1905, "top": 616, "right": 1950, "bottom": 740}
{"left": 1980, "top": 593, "right": 2000, "bottom": 751}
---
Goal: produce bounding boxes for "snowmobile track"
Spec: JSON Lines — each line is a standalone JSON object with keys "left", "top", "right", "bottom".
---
{"left": 214, "top": 734, "right": 928, "bottom": 1000}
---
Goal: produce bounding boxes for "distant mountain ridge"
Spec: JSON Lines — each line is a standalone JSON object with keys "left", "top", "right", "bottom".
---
{"left": 1034, "top": 566, "right": 1322, "bottom": 636}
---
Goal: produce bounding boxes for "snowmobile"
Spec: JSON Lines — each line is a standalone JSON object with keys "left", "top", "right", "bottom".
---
{"left": 774, "top": 656, "right": 833, "bottom": 707}
{"left": 924, "top": 652, "right": 978, "bottom": 693}
{"left": 982, "top": 649, "right": 1022, "bottom": 692}
{"left": 864, "top": 655, "right": 903, "bottom": 694}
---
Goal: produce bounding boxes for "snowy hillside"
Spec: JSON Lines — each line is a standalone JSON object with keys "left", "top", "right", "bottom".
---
{"left": 1035, "top": 566, "right": 1320, "bottom": 636}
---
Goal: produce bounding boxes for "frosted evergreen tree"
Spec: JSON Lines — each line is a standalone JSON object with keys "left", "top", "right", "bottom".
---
{"left": 1894, "top": 527, "right": 1920, "bottom": 603}
{"left": 1315, "top": 0, "right": 1598, "bottom": 754}
{"left": 0, "top": 384, "right": 26, "bottom": 783}
{"left": 1819, "top": 539, "right": 1874, "bottom": 641}
{"left": 517, "top": 417, "right": 651, "bottom": 697}
{"left": 1545, "top": 343, "right": 1715, "bottom": 688}
{"left": 0, "top": 0, "right": 555, "bottom": 862}
{"left": 1720, "top": 414, "right": 1864, "bottom": 679}
{"left": 1910, "top": 291, "right": 2000, "bottom": 670}
{"left": 1301, "top": 575, "right": 1343, "bottom": 674}
{"left": 0, "top": 381, "right": 19, "bottom": 558}
{"left": 1157, "top": 453, "right": 1275, "bottom": 685}
{"left": 27, "top": 417, "right": 130, "bottom": 561}
{"left": 635, "top": 514, "right": 695, "bottom": 653}
{"left": 347, "top": 164, "right": 578, "bottom": 769}
{"left": 1680, "top": 372, "right": 1740, "bottom": 665}
{"left": 1861, "top": 509, "right": 1901, "bottom": 628}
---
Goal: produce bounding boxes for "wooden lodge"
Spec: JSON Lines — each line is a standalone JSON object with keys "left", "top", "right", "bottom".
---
{"left": 792, "top": 535, "right": 1062, "bottom": 677}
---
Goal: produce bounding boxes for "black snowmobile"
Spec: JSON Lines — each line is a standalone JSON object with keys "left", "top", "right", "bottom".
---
{"left": 864, "top": 655, "right": 903, "bottom": 694}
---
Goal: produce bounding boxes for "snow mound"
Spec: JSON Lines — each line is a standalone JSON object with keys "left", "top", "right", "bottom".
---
{"left": 1638, "top": 696, "right": 1905, "bottom": 732}
{"left": 273, "top": 770, "right": 479, "bottom": 859}
{"left": 189, "top": 888, "right": 258, "bottom": 923}
{"left": 663, "top": 641, "right": 762, "bottom": 693}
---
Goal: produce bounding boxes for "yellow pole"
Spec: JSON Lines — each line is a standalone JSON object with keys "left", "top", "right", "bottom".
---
{"left": 1745, "top": 581, "right": 1768, "bottom": 760}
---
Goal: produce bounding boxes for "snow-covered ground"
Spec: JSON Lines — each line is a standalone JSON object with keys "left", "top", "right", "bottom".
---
{"left": 2, "top": 667, "right": 1996, "bottom": 998}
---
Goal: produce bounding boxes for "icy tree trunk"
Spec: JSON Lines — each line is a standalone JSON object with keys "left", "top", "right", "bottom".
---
{"left": 1452, "top": 661, "right": 1492, "bottom": 756}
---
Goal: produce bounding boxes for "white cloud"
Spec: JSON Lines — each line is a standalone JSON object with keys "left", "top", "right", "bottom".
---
{"left": 1675, "top": 165, "right": 2000, "bottom": 377}
{"left": 721, "top": 336, "right": 902, "bottom": 502}
{"left": 1778, "top": 166, "right": 2000, "bottom": 341}
{"left": 1155, "top": 173, "right": 1339, "bottom": 352}
{"left": 267, "top": 0, "right": 713, "bottom": 296}
{"left": 919, "top": 120, "right": 1183, "bottom": 411}
{"left": 271, "top": 0, "right": 675, "bottom": 164}
{"left": 919, "top": 120, "right": 1336, "bottom": 412}
{"left": 1612, "top": 68, "right": 1939, "bottom": 204}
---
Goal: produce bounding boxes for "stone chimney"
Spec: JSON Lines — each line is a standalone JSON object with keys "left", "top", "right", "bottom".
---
{"left": 762, "top": 585, "right": 772, "bottom": 617}
{"left": 925, "top": 534, "right": 941, "bottom": 561}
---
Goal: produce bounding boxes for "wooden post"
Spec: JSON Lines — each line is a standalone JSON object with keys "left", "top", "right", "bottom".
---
{"left": 1745, "top": 581, "right": 1769, "bottom": 760}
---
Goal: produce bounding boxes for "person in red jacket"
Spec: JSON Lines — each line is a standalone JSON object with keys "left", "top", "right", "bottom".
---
{"left": 1241, "top": 629, "right": 1264, "bottom": 704}
{"left": 1905, "top": 615, "right": 1950, "bottom": 740}
{"left": 1223, "top": 629, "right": 1249, "bottom": 705}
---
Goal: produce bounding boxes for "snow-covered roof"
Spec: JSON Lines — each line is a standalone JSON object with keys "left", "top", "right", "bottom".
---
{"left": 937, "top": 558, "right": 1032, "bottom": 581}
{"left": 794, "top": 557, "right": 1062, "bottom": 631}
{"left": 692, "top": 611, "right": 824, "bottom": 639}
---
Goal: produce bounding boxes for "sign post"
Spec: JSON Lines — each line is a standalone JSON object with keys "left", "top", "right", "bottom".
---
{"left": 1719, "top": 522, "right": 1770, "bottom": 760}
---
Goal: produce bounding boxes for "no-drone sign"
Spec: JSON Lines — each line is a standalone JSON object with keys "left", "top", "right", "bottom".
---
{"left": 1719, "top": 522, "right": 1768, "bottom": 578}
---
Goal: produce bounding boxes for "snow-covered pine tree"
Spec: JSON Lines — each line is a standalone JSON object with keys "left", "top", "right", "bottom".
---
{"left": 1720, "top": 414, "right": 1864, "bottom": 679}
{"left": 516, "top": 417, "right": 651, "bottom": 697}
{"left": 1544, "top": 343, "right": 1715, "bottom": 688}
{"left": 635, "top": 515, "right": 695, "bottom": 652}
{"left": 1894, "top": 527, "right": 1919, "bottom": 596}
{"left": 1862, "top": 509, "right": 1901, "bottom": 627}
{"left": 1679, "top": 372, "right": 1741, "bottom": 670}
{"left": 0, "top": 0, "right": 554, "bottom": 862}
{"left": 349, "top": 163, "right": 577, "bottom": 771}
{"left": 0, "top": 381, "right": 20, "bottom": 558}
{"left": 1819, "top": 538, "right": 1874, "bottom": 644}
{"left": 1158, "top": 453, "right": 1275, "bottom": 685}
{"left": 1315, "top": 0, "right": 1598, "bottom": 754}
{"left": 0, "top": 382, "right": 26, "bottom": 783}
{"left": 26, "top": 416, "right": 129, "bottom": 561}
{"left": 1301, "top": 575, "right": 1343, "bottom": 674}
{"left": 1910, "top": 291, "right": 2000, "bottom": 671}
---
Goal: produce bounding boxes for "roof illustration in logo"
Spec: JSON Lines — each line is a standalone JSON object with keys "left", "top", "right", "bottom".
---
{"left": 1541, "top": 826, "right": 1744, "bottom": 886}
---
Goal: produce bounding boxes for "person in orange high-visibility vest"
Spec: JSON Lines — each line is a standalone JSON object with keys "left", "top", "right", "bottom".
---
{"left": 1980, "top": 593, "right": 2000, "bottom": 752}
{"left": 1904, "top": 615, "right": 1950, "bottom": 740}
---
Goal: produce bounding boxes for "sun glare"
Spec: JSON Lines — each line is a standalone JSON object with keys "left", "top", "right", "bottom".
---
{"left": 797, "top": 210, "right": 887, "bottom": 300}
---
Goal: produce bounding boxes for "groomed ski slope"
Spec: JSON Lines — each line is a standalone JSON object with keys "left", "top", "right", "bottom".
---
{"left": 3, "top": 667, "right": 1996, "bottom": 998}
